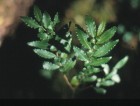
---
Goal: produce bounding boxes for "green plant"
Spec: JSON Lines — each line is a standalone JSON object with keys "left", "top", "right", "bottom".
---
{"left": 21, "top": 6, "right": 128, "bottom": 98}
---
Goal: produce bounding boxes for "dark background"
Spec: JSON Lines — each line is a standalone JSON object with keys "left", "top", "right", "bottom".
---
{"left": 0, "top": 0, "right": 140, "bottom": 99}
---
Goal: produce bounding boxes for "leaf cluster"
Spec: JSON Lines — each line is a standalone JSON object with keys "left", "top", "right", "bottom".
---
{"left": 21, "top": 6, "right": 128, "bottom": 94}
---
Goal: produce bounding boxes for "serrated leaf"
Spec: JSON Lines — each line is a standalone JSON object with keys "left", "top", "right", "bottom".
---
{"left": 90, "top": 57, "right": 112, "bottom": 66}
{"left": 37, "top": 33, "right": 51, "bottom": 40}
{"left": 27, "top": 41, "right": 48, "bottom": 49}
{"left": 43, "top": 62, "right": 59, "bottom": 70}
{"left": 76, "top": 28, "right": 91, "bottom": 49}
{"left": 97, "top": 21, "right": 106, "bottom": 36}
{"left": 85, "top": 16, "right": 96, "bottom": 37}
{"left": 114, "top": 56, "right": 129, "bottom": 70}
{"left": 100, "top": 80, "right": 115, "bottom": 87}
{"left": 73, "top": 46, "right": 88, "bottom": 61}
{"left": 53, "top": 12, "right": 59, "bottom": 27}
{"left": 61, "top": 59, "right": 76, "bottom": 73}
{"left": 94, "top": 40, "right": 119, "bottom": 57}
{"left": 94, "top": 87, "right": 107, "bottom": 94}
{"left": 34, "top": 5, "right": 42, "bottom": 22}
{"left": 42, "top": 11, "right": 51, "bottom": 28}
{"left": 97, "top": 26, "right": 117, "bottom": 44}
{"left": 21, "top": 16, "right": 40, "bottom": 29}
{"left": 34, "top": 49, "right": 56, "bottom": 59}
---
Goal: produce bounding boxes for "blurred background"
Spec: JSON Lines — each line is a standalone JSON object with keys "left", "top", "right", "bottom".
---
{"left": 0, "top": 0, "right": 140, "bottom": 99}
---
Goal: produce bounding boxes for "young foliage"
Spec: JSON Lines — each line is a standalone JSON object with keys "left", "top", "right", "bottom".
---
{"left": 21, "top": 17, "right": 40, "bottom": 29}
{"left": 93, "top": 40, "right": 119, "bottom": 57}
{"left": 34, "top": 49, "right": 56, "bottom": 59}
{"left": 76, "top": 29, "right": 91, "bottom": 49}
{"left": 97, "top": 26, "right": 117, "bottom": 44}
{"left": 85, "top": 16, "right": 96, "bottom": 37}
{"left": 34, "top": 5, "right": 42, "bottom": 22}
{"left": 21, "top": 6, "right": 129, "bottom": 96}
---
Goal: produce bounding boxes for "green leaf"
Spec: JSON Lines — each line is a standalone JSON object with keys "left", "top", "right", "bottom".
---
{"left": 82, "top": 75, "right": 97, "bottom": 83}
{"left": 43, "top": 62, "right": 60, "bottom": 70}
{"left": 21, "top": 16, "right": 40, "bottom": 29}
{"left": 94, "top": 87, "right": 107, "bottom": 94}
{"left": 41, "top": 69, "right": 54, "bottom": 79}
{"left": 71, "top": 76, "right": 80, "bottom": 87}
{"left": 65, "top": 38, "right": 72, "bottom": 52}
{"left": 113, "top": 56, "right": 129, "bottom": 70}
{"left": 61, "top": 59, "right": 76, "bottom": 73}
{"left": 105, "top": 69, "right": 117, "bottom": 80}
{"left": 60, "top": 53, "right": 68, "bottom": 59}
{"left": 106, "top": 56, "right": 129, "bottom": 79}
{"left": 85, "top": 16, "right": 96, "bottom": 37}
{"left": 50, "top": 45, "right": 57, "bottom": 52}
{"left": 53, "top": 12, "right": 60, "bottom": 27}
{"left": 111, "top": 74, "right": 120, "bottom": 83}
{"left": 97, "top": 21, "right": 106, "bottom": 36}
{"left": 27, "top": 41, "right": 48, "bottom": 49}
{"left": 81, "top": 67, "right": 100, "bottom": 79}
{"left": 60, "top": 39, "right": 67, "bottom": 45}
{"left": 38, "top": 27, "right": 45, "bottom": 32}
{"left": 34, "top": 49, "right": 56, "bottom": 59}
{"left": 100, "top": 80, "right": 115, "bottom": 87}
{"left": 90, "top": 57, "right": 112, "bottom": 66}
{"left": 94, "top": 40, "right": 119, "bottom": 57}
{"left": 97, "top": 26, "right": 117, "bottom": 44}
{"left": 42, "top": 11, "right": 51, "bottom": 28}
{"left": 34, "top": 5, "right": 42, "bottom": 22}
{"left": 37, "top": 33, "right": 51, "bottom": 40}
{"left": 76, "top": 28, "right": 91, "bottom": 49}
{"left": 86, "top": 67, "right": 101, "bottom": 75}
{"left": 101, "top": 64, "right": 110, "bottom": 75}
{"left": 73, "top": 46, "right": 88, "bottom": 62}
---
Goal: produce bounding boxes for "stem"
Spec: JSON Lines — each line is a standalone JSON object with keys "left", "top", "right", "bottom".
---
{"left": 63, "top": 74, "right": 75, "bottom": 93}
